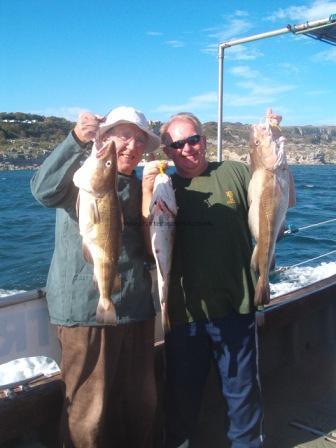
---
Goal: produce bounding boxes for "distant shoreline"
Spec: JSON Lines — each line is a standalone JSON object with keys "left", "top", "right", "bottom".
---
{"left": 0, "top": 165, "right": 38, "bottom": 171}
{"left": 2, "top": 161, "right": 336, "bottom": 172}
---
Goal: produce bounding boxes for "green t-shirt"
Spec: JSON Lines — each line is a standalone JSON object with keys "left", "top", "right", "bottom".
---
{"left": 168, "top": 161, "right": 257, "bottom": 325}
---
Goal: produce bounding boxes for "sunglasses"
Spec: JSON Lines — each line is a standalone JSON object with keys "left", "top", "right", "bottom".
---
{"left": 169, "top": 134, "right": 202, "bottom": 150}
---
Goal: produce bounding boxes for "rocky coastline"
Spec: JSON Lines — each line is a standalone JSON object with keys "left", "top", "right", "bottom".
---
{"left": 212, "top": 142, "right": 336, "bottom": 166}
{"left": 0, "top": 163, "right": 39, "bottom": 171}
{"left": 204, "top": 122, "right": 336, "bottom": 166}
{"left": 1, "top": 143, "right": 335, "bottom": 171}
{"left": 1, "top": 114, "right": 336, "bottom": 170}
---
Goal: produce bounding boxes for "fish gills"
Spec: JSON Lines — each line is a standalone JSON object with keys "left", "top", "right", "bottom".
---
{"left": 149, "top": 172, "right": 177, "bottom": 333}
{"left": 73, "top": 140, "right": 121, "bottom": 324}
{"left": 248, "top": 110, "right": 289, "bottom": 306}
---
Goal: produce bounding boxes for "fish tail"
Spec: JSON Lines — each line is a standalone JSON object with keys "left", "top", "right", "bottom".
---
{"left": 254, "top": 276, "right": 270, "bottom": 306}
{"left": 96, "top": 298, "right": 117, "bottom": 325}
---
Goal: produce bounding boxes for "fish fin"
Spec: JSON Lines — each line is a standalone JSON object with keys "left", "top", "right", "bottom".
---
{"left": 83, "top": 244, "right": 93, "bottom": 264}
{"left": 96, "top": 299, "right": 117, "bottom": 325}
{"left": 254, "top": 277, "right": 270, "bottom": 306}
{"left": 251, "top": 245, "right": 259, "bottom": 273}
{"left": 89, "top": 200, "right": 100, "bottom": 224}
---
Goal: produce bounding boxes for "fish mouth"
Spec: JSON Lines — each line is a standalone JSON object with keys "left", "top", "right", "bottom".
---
{"left": 94, "top": 140, "right": 113, "bottom": 159}
{"left": 96, "top": 145, "right": 107, "bottom": 159}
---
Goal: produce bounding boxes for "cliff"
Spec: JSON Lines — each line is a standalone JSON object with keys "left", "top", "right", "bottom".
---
{"left": 1, "top": 113, "right": 336, "bottom": 169}
{"left": 204, "top": 122, "right": 336, "bottom": 165}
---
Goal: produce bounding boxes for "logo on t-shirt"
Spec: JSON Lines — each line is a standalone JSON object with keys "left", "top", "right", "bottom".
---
{"left": 225, "top": 191, "right": 236, "bottom": 205}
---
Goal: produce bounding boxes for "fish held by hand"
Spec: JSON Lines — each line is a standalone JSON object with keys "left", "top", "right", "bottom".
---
{"left": 149, "top": 163, "right": 177, "bottom": 333}
{"left": 73, "top": 139, "right": 121, "bottom": 325}
{"left": 248, "top": 108, "right": 290, "bottom": 306}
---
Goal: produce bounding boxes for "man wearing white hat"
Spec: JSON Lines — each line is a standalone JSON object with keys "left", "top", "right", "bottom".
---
{"left": 31, "top": 106, "right": 160, "bottom": 447}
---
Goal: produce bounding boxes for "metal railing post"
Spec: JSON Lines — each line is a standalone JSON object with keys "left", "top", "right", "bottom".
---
{"left": 217, "top": 45, "right": 224, "bottom": 162}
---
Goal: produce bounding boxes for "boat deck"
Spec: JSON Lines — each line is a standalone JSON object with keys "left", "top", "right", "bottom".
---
{"left": 188, "top": 276, "right": 336, "bottom": 448}
{"left": 2, "top": 344, "right": 336, "bottom": 448}
{"left": 2, "top": 275, "right": 336, "bottom": 448}
{"left": 263, "top": 343, "right": 336, "bottom": 448}
{"left": 189, "top": 342, "right": 336, "bottom": 448}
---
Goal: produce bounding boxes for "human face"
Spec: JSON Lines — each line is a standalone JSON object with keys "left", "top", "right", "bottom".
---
{"left": 164, "top": 119, "right": 208, "bottom": 178}
{"left": 103, "top": 123, "right": 147, "bottom": 175}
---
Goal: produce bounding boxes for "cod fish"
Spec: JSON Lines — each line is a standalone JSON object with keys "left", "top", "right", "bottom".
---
{"left": 73, "top": 140, "right": 121, "bottom": 324}
{"left": 149, "top": 166, "right": 177, "bottom": 332}
{"left": 248, "top": 109, "right": 289, "bottom": 306}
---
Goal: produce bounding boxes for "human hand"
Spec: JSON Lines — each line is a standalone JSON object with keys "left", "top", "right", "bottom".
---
{"left": 266, "top": 108, "right": 282, "bottom": 140}
{"left": 73, "top": 112, "right": 105, "bottom": 143}
{"left": 266, "top": 108, "right": 282, "bottom": 127}
{"left": 142, "top": 160, "right": 169, "bottom": 193}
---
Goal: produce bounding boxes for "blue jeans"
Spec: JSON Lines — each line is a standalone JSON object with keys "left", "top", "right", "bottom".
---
{"left": 164, "top": 312, "right": 263, "bottom": 448}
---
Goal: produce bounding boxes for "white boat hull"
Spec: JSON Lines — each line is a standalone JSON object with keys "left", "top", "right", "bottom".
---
{"left": 0, "top": 289, "right": 60, "bottom": 366}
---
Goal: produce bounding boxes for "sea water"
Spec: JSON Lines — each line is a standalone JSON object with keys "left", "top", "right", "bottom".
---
{"left": 270, "top": 165, "right": 336, "bottom": 295}
{"left": 1, "top": 166, "right": 336, "bottom": 299}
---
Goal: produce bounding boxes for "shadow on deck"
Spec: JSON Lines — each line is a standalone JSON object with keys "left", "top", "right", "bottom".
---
{"left": 182, "top": 276, "right": 336, "bottom": 448}
{"left": 187, "top": 341, "right": 336, "bottom": 448}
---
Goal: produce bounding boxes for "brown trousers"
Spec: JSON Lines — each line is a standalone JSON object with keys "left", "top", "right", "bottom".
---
{"left": 57, "top": 319, "right": 157, "bottom": 448}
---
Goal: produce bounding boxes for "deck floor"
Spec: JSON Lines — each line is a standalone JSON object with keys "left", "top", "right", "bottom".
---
{"left": 263, "top": 342, "right": 336, "bottom": 448}
{"left": 192, "top": 343, "right": 336, "bottom": 448}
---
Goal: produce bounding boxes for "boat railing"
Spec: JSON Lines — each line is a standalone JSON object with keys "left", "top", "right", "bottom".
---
{"left": 0, "top": 288, "right": 61, "bottom": 366}
{"left": 0, "top": 288, "right": 46, "bottom": 309}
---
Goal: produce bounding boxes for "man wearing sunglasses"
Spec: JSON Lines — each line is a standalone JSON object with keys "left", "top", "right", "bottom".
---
{"left": 142, "top": 112, "right": 263, "bottom": 448}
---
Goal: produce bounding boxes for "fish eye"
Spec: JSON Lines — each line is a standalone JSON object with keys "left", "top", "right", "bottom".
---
{"left": 106, "top": 160, "right": 112, "bottom": 167}
{"left": 255, "top": 140, "right": 260, "bottom": 146}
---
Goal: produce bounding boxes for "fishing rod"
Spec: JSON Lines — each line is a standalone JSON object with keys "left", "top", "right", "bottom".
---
{"left": 271, "top": 218, "right": 336, "bottom": 274}
{"left": 272, "top": 248, "right": 336, "bottom": 275}
{"left": 284, "top": 218, "right": 336, "bottom": 236}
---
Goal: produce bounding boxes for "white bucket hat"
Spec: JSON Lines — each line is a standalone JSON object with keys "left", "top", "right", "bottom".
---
{"left": 99, "top": 106, "right": 160, "bottom": 153}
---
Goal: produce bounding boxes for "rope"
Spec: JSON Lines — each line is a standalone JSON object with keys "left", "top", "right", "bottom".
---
{"left": 272, "top": 248, "right": 336, "bottom": 274}
{"left": 284, "top": 217, "right": 336, "bottom": 235}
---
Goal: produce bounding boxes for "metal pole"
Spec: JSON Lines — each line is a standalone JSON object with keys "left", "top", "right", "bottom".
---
{"left": 218, "top": 17, "right": 334, "bottom": 50}
{"left": 219, "top": 26, "right": 291, "bottom": 49}
{"left": 217, "top": 45, "right": 224, "bottom": 162}
{"left": 216, "top": 16, "right": 335, "bottom": 164}
{"left": 293, "top": 16, "right": 335, "bottom": 33}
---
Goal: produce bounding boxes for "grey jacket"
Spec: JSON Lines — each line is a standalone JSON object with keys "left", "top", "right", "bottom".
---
{"left": 30, "top": 132, "right": 154, "bottom": 326}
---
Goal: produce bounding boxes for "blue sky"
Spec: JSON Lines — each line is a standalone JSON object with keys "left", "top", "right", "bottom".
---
{"left": 1, "top": 0, "right": 336, "bottom": 125}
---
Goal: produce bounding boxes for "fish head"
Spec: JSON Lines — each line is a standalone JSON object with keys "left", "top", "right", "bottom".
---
{"left": 88, "top": 140, "right": 117, "bottom": 194}
{"left": 150, "top": 173, "right": 178, "bottom": 218}
{"left": 249, "top": 121, "right": 287, "bottom": 172}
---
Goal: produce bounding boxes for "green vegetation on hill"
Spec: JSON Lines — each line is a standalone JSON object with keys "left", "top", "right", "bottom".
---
{"left": 1, "top": 112, "right": 336, "bottom": 169}
{"left": 0, "top": 113, "right": 73, "bottom": 142}
{"left": 0, "top": 113, "right": 75, "bottom": 169}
